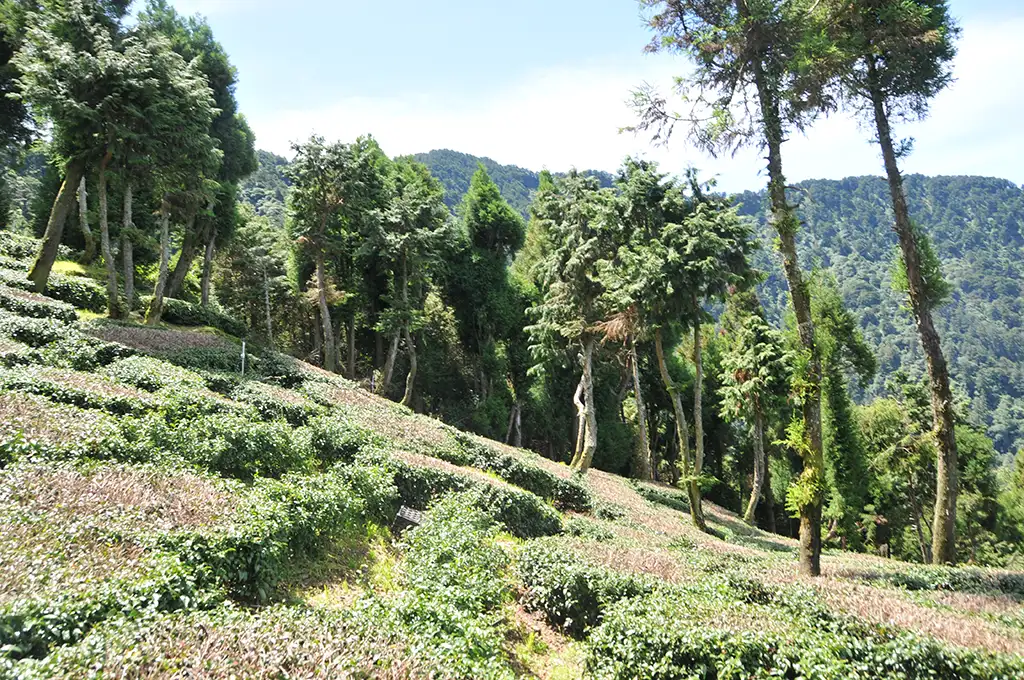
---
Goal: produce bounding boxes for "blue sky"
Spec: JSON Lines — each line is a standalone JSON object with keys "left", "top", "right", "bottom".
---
{"left": 172, "top": 0, "right": 1024, "bottom": 192}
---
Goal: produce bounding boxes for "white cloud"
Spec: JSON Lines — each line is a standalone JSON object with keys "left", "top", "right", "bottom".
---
{"left": 246, "top": 17, "right": 1024, "bottom": 192}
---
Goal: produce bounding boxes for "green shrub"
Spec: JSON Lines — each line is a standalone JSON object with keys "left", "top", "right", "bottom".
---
{"left": 157, "top": 346, "right": 245, "bottom": 373}
{"left": 0, "top": 312, "right": 66, "bottom": 347}
{"left": 0, "top": 286, "right": 76, "bottom": 322}
{"left": 364, "top": 451, "right": 563, "bottom": 539}
{"left": 113, "top": 413, "right": 313, "bottom": 480}
{"left": 0, "top": 231, "right": 37, "bottom": 260}
{"left": 303, "top": 414, "right": 380, "bottom": 465}
{"left": 0, "top": 392, "right": 120, "bottom": 462}
{"left": 0, "top": 268, "right": 33, "bottom": 292}
{"left": 45, "top": 274, "right": 106, "bottom": 312}
{"left": 517, "top": 538, "right": 656, "bottom": 637}
{"left": 585, "top": 582, "right": 1024, "bottom": 680}
{"left": 100, "top": 355, "right": 207, "bottom": 392}
{"left": 155, "top": 297, "right": 248, "bottom": 338}
{"left": 331, "top": 463, "right": 400, "bottom": 526}
{"left": 0, "top": 365, "right": 158, "bottom": 415}
{"left": 231, "top": 380, "right": 324, "bottom": 426}
{"left": 452, "top": 434, "right": 593, "bottom": 513}
{"left": 630, "top": 479, "right": 691, "bottom": 513}
{"left": 0, "top": 552, "right": 211, "bottom": 660}
{"left": 350, "top": 493, "right": 516, "bottom": 679}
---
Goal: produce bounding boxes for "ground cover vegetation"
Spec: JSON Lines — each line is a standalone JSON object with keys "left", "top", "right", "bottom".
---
{"left": 0, "top": 0, "right": 1023, "bottom": 677}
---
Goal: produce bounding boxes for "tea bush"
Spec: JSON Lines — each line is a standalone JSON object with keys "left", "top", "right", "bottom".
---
{"left": 517, "top": 538, "right": 656, "bottom": 637}
{"left": 0, "top": 287, "right": 76, "bottom": 322}
{"left": 146, "top": 296, "right": 248, "bottom": 338}
{"left": 231, "top": 380, "right": 324, "bottom": 426}
{"left": 100, "top": 355, "right": 207, "bottom": 393}
{"left": 45, "top": 274, "right": 106, "bottom": 312}
{"left": 0, "top": 232, "right": 37, "bottom": 260}
{"left": 0, "top": 365, "right": 158, "bottom": 415}
{"left": 364, "top": 451, "right": 564, "bottom": 538}
{"left": 303, "top": 413, "right": 381, "bottom": 465}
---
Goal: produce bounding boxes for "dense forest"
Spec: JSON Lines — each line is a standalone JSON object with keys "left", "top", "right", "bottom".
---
{"left": 2, "top": 0, "right": 1024, "bottom": 678}
{"left": 401, "top": 156, "right": 1024, "bottom": 459}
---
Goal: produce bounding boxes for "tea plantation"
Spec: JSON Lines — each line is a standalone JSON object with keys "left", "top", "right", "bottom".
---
{"left": 1, "top": 231, "right": 1023, "bottom": 678}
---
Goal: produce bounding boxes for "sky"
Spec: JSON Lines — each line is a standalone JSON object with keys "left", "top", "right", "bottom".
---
{"left": 171, "top": 0, "right": 1024, "bottom": 193}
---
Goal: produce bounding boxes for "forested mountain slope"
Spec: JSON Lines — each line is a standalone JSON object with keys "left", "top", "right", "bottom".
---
{"left": 734, "top": 176, "right": 1024, "bottom": 456}
{"left": 399, "top": 158, "right": 1024, "bottom": 457}
{"left": 414, "top": 149, "right": 614, "bottom": 217}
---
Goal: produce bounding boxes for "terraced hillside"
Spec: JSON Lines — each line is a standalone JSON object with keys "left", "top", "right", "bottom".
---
{"left": 1, "top": 230, "right": 1024, "bottom": 678}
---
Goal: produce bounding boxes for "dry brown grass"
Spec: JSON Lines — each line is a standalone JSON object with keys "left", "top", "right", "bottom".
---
{"left": 2, "top": 464, "right": 236, "bottom": 530}
{"left": 0, "top": 391, "right": 114, "bottom": 446}
{"left": 84, "top": 324, "right": 235, "bottom": 353}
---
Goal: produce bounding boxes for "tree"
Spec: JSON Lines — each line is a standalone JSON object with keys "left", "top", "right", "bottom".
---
{"left": 372, "top": 156, "right": 449, "bottom": 407}
{"left": 720, "top": 290, "right": 790, "bottom": 525}
{"left": 13, "top": 0, "right": 132, "bottom": 293}
{"left": 138, "top": 1, "right": 256, "bottom": 302}
{"left": 528, "top": 171, "right": 615, "bottom": 473}
{"left": 288, "top": 135, "right": 386, "bottom": 373}
{"left": 824, "top": 0, "right": 961, "bottom": 565}
{"left": 636, "top": 0, "right": 832, "bottom": 574}
{"left": 447, "top": 166, "right": 526, "bottom": 433}
{"left": 605, "top": 162, "right": 755, "bottom": 528}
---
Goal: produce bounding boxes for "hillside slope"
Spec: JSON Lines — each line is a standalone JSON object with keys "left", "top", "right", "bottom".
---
{"left": 2, "top": 232, "right": 1024, "bottom": 678}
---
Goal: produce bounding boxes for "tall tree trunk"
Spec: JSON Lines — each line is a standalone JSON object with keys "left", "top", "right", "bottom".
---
{"left": 379, "top": 330, "right": 400, "bottom": 395}
{"left": 630, "top": 336, "right": 653, "bottom": 481}
{"left": 513, "top": 402, "right": 522, "bottom": 448}
{"left": 347, "top": 313, "right": 356, "bottom": 380}
{"left": 29, "top": 159, "right": 86, "bottom": 293}
{"left": 655, "top": 329, "right": 707, "bottom": 531}
{"left": 146, "top": 200, "right": 172, "bottom": 325}
{"left": 907, "top": 475, "right": 933, "bottom": 564}
{"left": 201, "top": 230, "right": 215, "bottom": 307}
{"left": 572, "top": 374, "right": 586, "bottom": 464}
{"left": 401, "top": 325, "right": 417, "bottom": 408}
{"left": 166, "top": 222, "right": 198, "bottom": 300}
{"left": 572, "top": 335, "right": 598, "bottom": 473}
{"left": 744, "top": 406, "right": 767, "bottom": 525}
{"left": 744, "top": 23, "right": 823, "bottom": 575}
{"left": 96, "top": 154, "right": 121, "bottom": 319}
{"left": 764, "top": 457, "right": 777, "bottom": 534}
{"left": 77, "top": 177, "right": 96, "bottom": 264}
{"left": 315, "top": 241, "right": 337, "bottom": 372}
{"left": 263, "top": 267, "right": 274, "bottom": 348}
{"left": 122, "top": 184, "right": 134, "bottom": 310}
{"left": 691, "top": 320, "right": 707, "bottom": 520}
{"left": 867, "top": 56, "right": 958, "bottom": 566}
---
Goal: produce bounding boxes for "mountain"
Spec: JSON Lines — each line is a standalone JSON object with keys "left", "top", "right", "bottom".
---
{"left": 413, "top": 148, "right": 614, "bottom": 216}
{"left": 735, "top": 176, "right": 1024, "bottom": 456}
{"left": 238, "top": 149, "right": 1024, "bottom": 455}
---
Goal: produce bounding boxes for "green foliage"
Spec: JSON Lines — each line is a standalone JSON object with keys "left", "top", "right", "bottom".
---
{"left": 38, "top": 274, "right": 106, "bottom": 312}
{"left": 0, "top": 286, "right": 76, "bottom": 322}
{"left": 365, "top": 450, "right": 563, "bottom": 539}
{"left": 302, "top": 413, "right": 381, "bottom": 466}
{"left": 517, "top": 538, "right": 656, "bottom": 637}
{"left": 0, "top": 365, "right": 157, "bottom": 415}
{"left": 146, "top": 296, "right": 248, "bottom": 337}
{"left": 230, "top": 379, "right": 324, "bottom": 426}
{"left": 99, "top": 355, "right": 206, "bottom": 392}
{"left": 892, "top": 222, "right": 953, "bottom": 309}
{"left": 586, "top": 579, "right": 1024, "bottom": 680}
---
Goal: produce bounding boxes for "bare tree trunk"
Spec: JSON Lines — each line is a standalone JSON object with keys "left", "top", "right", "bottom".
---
{"left": 744, "top": 407, "right": 767, "bottom": 525}
{"left": 315, "top": 243, "right": 337, "bottom": 372}
{"left": 630, "top": 336, "right": 653, "bottom": 481}
{"left": 505, "top": 404, "right": 516, "bottom": 444}
{"left": 655, "top": 329, "right": 707, "bottom": 531}
{"left": 29, "top": 159, "right": 85, "bottom": 293}
{"left": 867, "top": 56, "right": 958, "bottom": 566}
{"left": 146, "top": 200, "right": 171, "bottom": 325}
{"left": 201, "top": 231, "right": 215, "bottom": 307}
{"left": 379, "top": 330, "right": 400, "bottom": 396}
{"left": 572, "top": 335, "right": 598, "bottom": 473}
{"left": 691, "top": 321, "right": 707, "bottom": 516}
{"left": 572, "top": 372, "right": 586, "bottom": 466}
{"left": 513, "top": 403, "right": 522, "bottom": 448}
{"left": 347, "top": 313, "right": 356, "bottom": 380}
{"left": 742, "top": 17, "right": 823, "bottom": 574}
{"left": 166, "top": 223, "right": 197, "bottom": 300}
{"left": 764, "top": 457, "right": 777, "bottom": 534}
{"left": 263, "top": 267, "right": 274, "bottom": 349}
{"left": 77, "top": 177, "right": 96, "bottom": 264}
{"left": 122, "top": 184, "right": 134, "bottom": 310}
{"left": 96, "top": 155, "right": 121, "bottom": 319}
{"left": 907, "top": 476, "right": 933, "bottom": 564}
{"left": 401, "top": 325, "right": 417, "bottom": 408}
